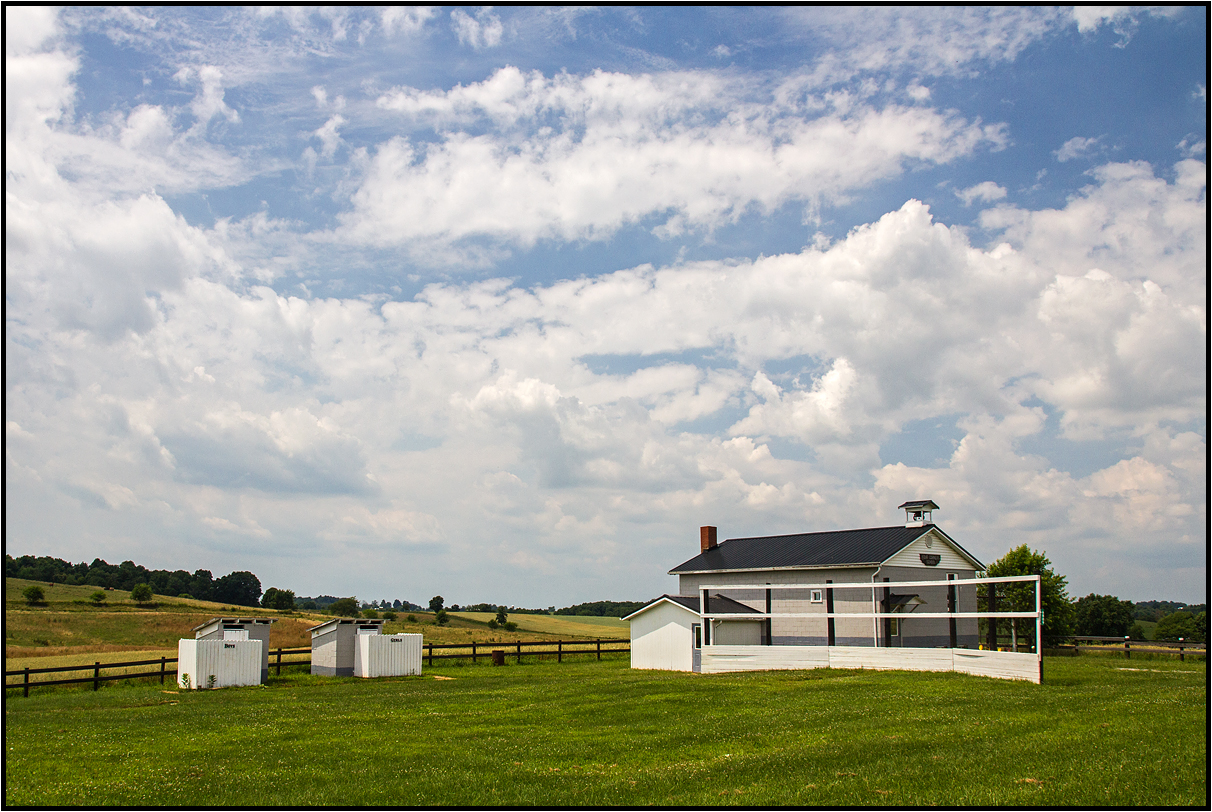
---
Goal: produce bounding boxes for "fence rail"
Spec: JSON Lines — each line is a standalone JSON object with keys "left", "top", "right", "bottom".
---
{"left": 6, "top": 638, "right": 631, "bottom": 696}
{"left": 1044, "top": 636, "right": 1205, "bottom": 661}
{"left": 422, "top": 638, "right": 629, "bottom": 666}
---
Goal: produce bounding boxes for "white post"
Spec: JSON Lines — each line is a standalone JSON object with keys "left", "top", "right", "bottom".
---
{"left": 871, "top": 583, "right": 879, "bottom": 647}
{"left": 1035, "top": 575, "right": 1042, "bottom": 659}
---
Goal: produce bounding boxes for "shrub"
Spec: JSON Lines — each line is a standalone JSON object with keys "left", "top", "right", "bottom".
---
{"left": 90, "top": 591, "right": 107, "bottom": 606}
{"left": 23, "top": 585, "right": 45, "bottom": 605}
{"left": 488, "top": 619, "right": 499, "bottom": 630}
{"left": 407, "top": 614, "right": 417, "bottom": 623}
{"left": 130, "top": 583, "right": 154, "bottom": 604}
{"left": 328, "top": 597, "right": 360, "bottom": 616}
{"left": 382, "top": 610, "right": 397, "bottom": 621}
{"left": 435, "top": 609, "right": 449, "bottom": 626}
{"left": 504, "top": 621, "right": 518, "bottom": 632}
{"left": 362, "top": 608, "right": 379, "bottom": 619}
{"left": 177, "top": 593, "right": 192, "bottom": 600}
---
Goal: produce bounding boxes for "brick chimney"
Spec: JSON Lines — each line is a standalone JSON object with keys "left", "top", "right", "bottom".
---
{"left": 700, "top": 525, "right": 718, "bottom": 553}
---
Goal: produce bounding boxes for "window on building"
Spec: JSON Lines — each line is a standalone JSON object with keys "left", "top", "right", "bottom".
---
{"left": 810, "top": 590, "right": 823, "bottom": 603}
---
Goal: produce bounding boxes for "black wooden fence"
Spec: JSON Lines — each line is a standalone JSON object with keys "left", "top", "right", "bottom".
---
{"left": 1044, "top": 635, "right": 1205, "bottom": 660}
{"left": 6, "top": 638, "right": 630, "bottom": 697}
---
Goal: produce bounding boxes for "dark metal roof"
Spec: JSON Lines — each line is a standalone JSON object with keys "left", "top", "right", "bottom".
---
{"left": 625, "top": 594, "right": 762, "bottom": 619}
{"left": 663, "top": 594, "right": 761, "bottom": 614}
{"left": 669, "top": 524, "right": 984, "bottom": 573}
{"left": 898, "top": 499, "right": 939, "bottom": 510}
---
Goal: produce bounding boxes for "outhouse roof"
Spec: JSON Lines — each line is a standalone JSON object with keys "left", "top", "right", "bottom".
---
{"left": 669, "top": 524, "right": 984, "bottom": 574}
{"left": 308, "top": 617, "right": 386, "bottom": 632}
{"left": 623, "top": 593, "right": 763, "bottom": 621}
{"left": 191, "top": 616, "right": 275, "bottom": 632}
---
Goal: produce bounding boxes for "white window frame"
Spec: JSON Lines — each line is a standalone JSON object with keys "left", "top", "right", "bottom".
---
{"left": 810, "top": 589, "right": 824, "bottom": 603}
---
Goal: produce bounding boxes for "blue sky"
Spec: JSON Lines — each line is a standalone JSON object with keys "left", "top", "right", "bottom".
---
{"left": 6, "top": 7, "right": 1206, "bottom": 605}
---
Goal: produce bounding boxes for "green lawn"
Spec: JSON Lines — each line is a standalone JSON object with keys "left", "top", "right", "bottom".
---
{"left": 4, "top": 656, "right": 1204, "bottom": 806}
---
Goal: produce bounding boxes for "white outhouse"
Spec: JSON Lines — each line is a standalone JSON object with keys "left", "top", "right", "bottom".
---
{"left": 177, "top": 638, "right": 262, "bottom": 689}
{"left": 354, "top": 633, "right": 423, "bottom": 678}
{"left": 192, "top": 617, "right": 275, "bottom": 683}
{"left": 625, "top": 595, "right": 762, "bottom": 672}
{"left": 309, "top": 618, "right": 385, "bottom": 676}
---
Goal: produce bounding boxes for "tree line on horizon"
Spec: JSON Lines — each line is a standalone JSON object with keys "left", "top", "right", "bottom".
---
{"left": 7, "top": 551, "right": 1205, "bottom": 642}
{"left": 981, "top": 545, "right": 1206, "bottom": 643}
{"left": 6, "top": 554, "right": 262, "bottom": 607}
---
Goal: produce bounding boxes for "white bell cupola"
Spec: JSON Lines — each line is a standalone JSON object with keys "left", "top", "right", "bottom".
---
{"left": 898, "top": 499, "right": 939, "bottom": 527}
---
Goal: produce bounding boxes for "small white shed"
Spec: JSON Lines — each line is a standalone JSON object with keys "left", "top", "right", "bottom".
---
{"left": 310, "top": 618, "right": 385, "bottom": 676}
{"left": 354, "top": 633, "right": 423, "bottom": 678}
{"left": 178, "top": 638, "right": 262, "bottom": 689}
{"left": 193, "top": 617, "right": 274, "bottom": 683}
{"left": 625, "top": 595, "right": 762, "bottom": 672}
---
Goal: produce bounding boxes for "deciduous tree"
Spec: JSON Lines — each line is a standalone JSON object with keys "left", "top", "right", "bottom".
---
{"left": 984, "top": 545, "right": 1073, "bottom": 639}
{"left": 1074, "top": 594, "right": 1134, "bottom": 637}
{"left": 328, "top": 597, "right": 360, "bottom": 616}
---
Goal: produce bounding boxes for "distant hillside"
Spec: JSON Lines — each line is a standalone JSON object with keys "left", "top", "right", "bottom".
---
{"left": 6, "top": 554, "right": 262, "bottom": 607}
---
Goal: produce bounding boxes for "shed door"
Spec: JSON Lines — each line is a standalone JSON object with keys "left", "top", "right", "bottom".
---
{"left": 691, "top": 624, "right": 702, "bottom": 673}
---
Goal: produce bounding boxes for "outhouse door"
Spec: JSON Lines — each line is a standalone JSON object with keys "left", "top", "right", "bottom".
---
{"left": 691, "top": 623, "right": 702, "bottom": 673}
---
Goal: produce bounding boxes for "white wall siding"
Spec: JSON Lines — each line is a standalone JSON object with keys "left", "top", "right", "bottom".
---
{"left": 355, "top": 634, "right": 423, "bottom": 678}
{"left": 703, "top": 645, "right": 829, "bottom": 673}
{"left": 177, "top": 639, "right": 262, "bottom": 689}
{"left": 952, "top": 649, "right": 1041, "bottom": 682}
{"left": 700, "top": 644, "right": 1040, "bottom": 683}
{"left": 630, "top": 602, "right": 695, "bottom": 671}
{"left": 884, "top": 530, "right": 975, "bottom": 570}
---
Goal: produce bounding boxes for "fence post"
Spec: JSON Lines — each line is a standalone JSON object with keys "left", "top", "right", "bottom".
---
{"left": 558, "top": 641, "right": 562, "bottom": 663}
{"left": 1124, "top": 636, "right": 1130, "bottom": 660}
{"left": 160, "top": 657, "right": 167, "bottom": 684}
{"left": 24, "top": 667, "right": 30, "bottom": 698}
{"left": 516, "top": 641, "right": 522, "bottom": 664}
{"left": 985, "top": 585, "right": 998, "bottom": 651}
{"left": 428, "top": 643, "right": 433, "bottom": 667}
{"left": 276, "top": 649, "right": 283, "bottom": 676}
{"left": 94, "top": 662, "right": 101, "bottom": 692}
{"left": 472, "top": 642, "right": 477, "bottom": 664}
{"left": 597, "top": 639, "right": 601, "bottom": 661}
{"left": 1179, "top": 638, "right": 1184, "bottom": 662}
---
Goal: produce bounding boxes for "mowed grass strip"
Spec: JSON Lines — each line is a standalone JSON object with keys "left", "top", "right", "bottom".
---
{"left": 451, "top": 612, "right": 629, "bottom": 637}
{"left": 4, "top": 657, "right": 1204, "bottom": 806}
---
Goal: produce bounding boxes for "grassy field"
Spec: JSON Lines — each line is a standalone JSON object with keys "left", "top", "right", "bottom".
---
{"left": 4, "top": 656, "right": 1205, "bottom": 806}
{"left": 5, "top": 578, "right": 627, "bottom": 678}
{"left": 453, "top": 611, "right": 629, "bottom": 636}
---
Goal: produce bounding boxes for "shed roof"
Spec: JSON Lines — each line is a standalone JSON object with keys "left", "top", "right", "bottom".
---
{"left": 191, "top": 616, "right": 275, "bottom": 632}
{"left": 898, "top": 499, "right": 940, "bottom": 511}
{"left": 623, "top": 594, "right": 763, "bottom": 621}
{"left": 308, "top": 617, "right": 386, "bottom": 632}
{"left": 669, "top": 525, "right": 983, "bottom": 574}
